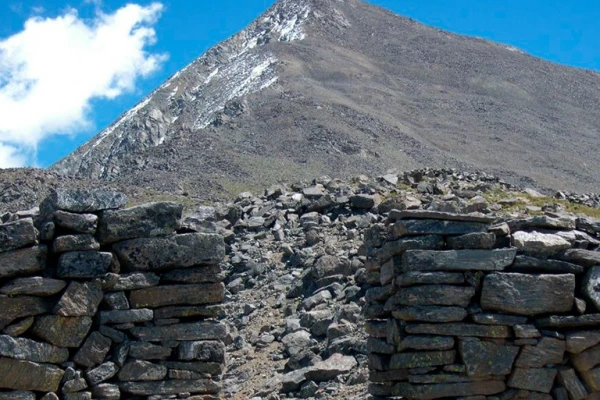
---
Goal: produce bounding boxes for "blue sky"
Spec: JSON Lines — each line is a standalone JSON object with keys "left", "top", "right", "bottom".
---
{"left": 0, "top": 0, "right": 598, "bottom": 168}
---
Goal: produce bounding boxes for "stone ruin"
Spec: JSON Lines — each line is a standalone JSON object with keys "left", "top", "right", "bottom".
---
{"left": 365, "top": 209, "right": 600, "bottom": 399}
{"left": 1, "top": 177, "right": 600, "bottom": 400}
{"left": 0, "top": 190, "right": 227, "bottom": 399}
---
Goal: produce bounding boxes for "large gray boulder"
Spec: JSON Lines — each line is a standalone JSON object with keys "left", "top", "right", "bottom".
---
{"left": 57, "top": 251, "right": 113, "bottom": 278}
{"left": 481, "top": 273, "right": 575, "bottom": 315}
{"left": 0, "top": 245, "right": 47, "bottom": 279}
{"left": 54, "top": 281, "right": 103, "bottom": 317}
{"left": 46, "top": 189, "right": 126, "bottom": 213}
{"left": 113, "top": 233, "right": 225, "bottom": 271}
{"left": 0, "top": 218, "right": 37, "bottom": 253}
{"left": 96, "top": 202, "right": 182, "bottom": 244}
{"left": 512, "top": 231, "right": 571, "bottom": 256}
{"left": 32, "top": 315, "right": 93, "bottom": 348}
{"left": 0, "top": 334, "right": 69, "bottom": 363}
{"left": 0, "top": 357, "right": 64, "bottom": 392}
{"left": 0, "top": 277, "right": 66, "bottom": 297}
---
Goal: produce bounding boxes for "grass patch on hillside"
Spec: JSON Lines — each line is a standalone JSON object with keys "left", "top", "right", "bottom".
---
{"left": 481, "top": 189, "right": 600, "bottom": 218}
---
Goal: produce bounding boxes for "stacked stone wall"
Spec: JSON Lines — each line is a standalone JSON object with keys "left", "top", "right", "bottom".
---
{"left": 0, "top": 190, "right": 227, "bottom": 400}
{"left": 365, "top": 209, "right": 600, "bottom": 399}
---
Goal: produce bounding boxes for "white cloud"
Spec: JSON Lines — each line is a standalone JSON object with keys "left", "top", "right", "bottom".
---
{"left": 0, "top": 2, "right": 167, "bottom": 168}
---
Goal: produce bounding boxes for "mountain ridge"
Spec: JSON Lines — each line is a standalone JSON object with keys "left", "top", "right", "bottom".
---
{"left": 52, "top": 0, "right": 600, "bottom": 198}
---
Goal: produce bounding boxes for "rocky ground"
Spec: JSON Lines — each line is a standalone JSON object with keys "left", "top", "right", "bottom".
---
{"left": 1, "top": 168, "right": 599, "bottom": 399}
{"left": 159, "top": 168, "right": 598, "bottom": 399}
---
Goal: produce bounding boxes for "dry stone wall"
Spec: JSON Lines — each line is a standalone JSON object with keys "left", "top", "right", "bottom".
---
{"left": 365, "top": 209, "right": 600, "bottom": 399}
{"left": 0, "top": 190, "right": 227, "bottom": 400}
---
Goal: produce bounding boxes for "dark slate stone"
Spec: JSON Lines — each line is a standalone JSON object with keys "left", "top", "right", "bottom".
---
{"left": 537, "top": 314, "right": 600, "bottom": 329}
{"left": 0, "top": 245, "right": 46, "bottom": 279}
{"left": 54, "top": 281, "right": 103, "bottom": 317}
{"left": 0, "top": 218, "right": 37, "bottom": 253}
{"left": 397, "top": 336, "right": 455, "bottom": 351}
{"left": 128, "top": 342, "right": 172, "bottom": 360}
{"left": 447, "top": 233, "right": 496, "bottom": 250}
{"left": 160, "top": 265, "right": 226, "bottom": 283}
{"left": 515, "top": 337, "right": 565, "bottom": 368}
{"left": 117, "top": 360, "right": 167, "bottom": 381}
{"left": 159, "top": 361, "right": 223, "bottom": 376}
{"left": 385, "top": 285, "right": 475, "bottom": 308}
{"left": 389, "top": 350, "right": 456, "bottom": 369}
{"left": 178, "top": 340, "right": 225, "bottom": 363}
{"left": 91, "top": 384, "right": 120, "bottom": 400}
{"left": 130, "top": 321, "right": 227, "bottom": 342}
{"left": 389, "top": 220, "right": 488, "bottom": 239}
{"left": 98, "top": 309, "right": 153, "bottom": 325}
{"left": 401, "top": 249, "right": 517, "bottom": 272}
{"left": 392, "top": 306, "right": 467, "bottom": 323}
{"left": 406, "top": 323, "right": 511, "bottom": 338}
{"left": 113, "top": 233, "right": 225, "bottom": 271}
{"left": 0, "top": 277, "right": 66, "bottom": 297}
{"left": 481, "top": 273, "right": 575, "bottom": 316}
{"left": 581, "top": 368, "right": 600, "bottom": 392}
{"left": 566, "top": 330, "right": 600, "bottom": 354}
{"left": 54, "top": 210, "right": 98, "bottom": 234}
{"left": 557, "top": 249, "right": 600, "bottom": 268}
{"left": 388, "top": 210, "right": 497, "bottom": 224}
{"left": 396, "top": 272, "right": 464, "bottom": 287}
{"left": 103, "top": 292, "right": 129, "bottom": 310}
{"left": 459, "top": 338, "right": 519, "bottom": 376}
{"left": 57, "top": 252, "right": 113, "bottom": 279}
{"left": 0, "top": 357, "right": 64, "bottom": 392}
{"left": 511, "top": 255, "right": 584, "bottom": 274}
{"left": 471, "top": 313, "right": 528, "bottom": 326}
{"left": 128, "top": 283, "right": 224, "bottom": 308}
{"left": 47, "top": 189, "right": 126, "bottom": 213}
{"left": 557, "top": 368, "right": 589, "bottom": 400}
{"left": 0, "top": 296, "right": 50, "bottom": 331}
{"left": 571, "top": 344, "right": 600, "bottom": 372}
{"left": 0, "top": 334, "right": 69, "bottom": 363}
{"left": 118, "top": 379, "right": 220, "bottom": 396}
{"left": 32, "top": 316, "right": 93, "bottom": 348}
{"left": 104, "top": 272, "right": 159, "bottom": 291}
{"left": 508, "top": 367, "right": 557, "bottom": 393}
{"left": 0, "top": 391, "right": 35, "bottom": 400}
{"left": 366, "top": 337, "right": 395, "bottom": 354}
{"left": 350, "top": 194, "right": 379, "bottom": 209}
{"left": 376, "top": 235, "right": 445, "bottom": 264}
{"left": 96, "top": 202, "right": 182, "bottom": 244}
{"left": 393, "top": 381, "right": 506, "bottom": 399}
{"left": 508, "top": 216, "right": 576, "bottom": 231}
{"left": 73, "top": 332, "right": 112, "bottom": 368}
{"left": 52, "top": 234, "right": 99, "bottom": 253}
{"left": 152, "top": 304, "right": 223, "bottom": 320}
{"left": 85, "top": 362, "right": 119, "bottom": 386}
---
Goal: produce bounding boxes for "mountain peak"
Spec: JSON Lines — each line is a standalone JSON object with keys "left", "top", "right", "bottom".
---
{"left": 53, "top": 0, "right": 600, "bottom": 198}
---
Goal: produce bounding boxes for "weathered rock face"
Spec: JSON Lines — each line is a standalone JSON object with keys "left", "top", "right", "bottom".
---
{"left": 113, "top": 233, "right": 225, "bottom": 271}
{"left": 46, "top": 189, "right": 127, "bottom": 213}
{"left": 481, "top": 273, "right": 576, "bottom": 315}
{"left": 96, "top": 202, "right": 182, "bottom": 244}
{"left": 0, "top": 245, "right": 46, "bottom": 279}
{"left": 0, "top": 218, "right": 37, "bottom": 253}
{"left": 0, "top": 357, "right": 64, "bottom": 392}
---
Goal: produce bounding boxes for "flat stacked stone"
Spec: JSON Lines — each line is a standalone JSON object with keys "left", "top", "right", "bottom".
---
{"left": 0, "top": 191, "right": 228, "bottom": 399}
{"left": 365, "top": 209, "right": 600, "bottom": 399}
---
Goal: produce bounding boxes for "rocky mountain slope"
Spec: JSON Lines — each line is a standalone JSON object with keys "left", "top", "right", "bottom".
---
{"left": 51, "top": 0, "right": 600, "bottom": 200}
